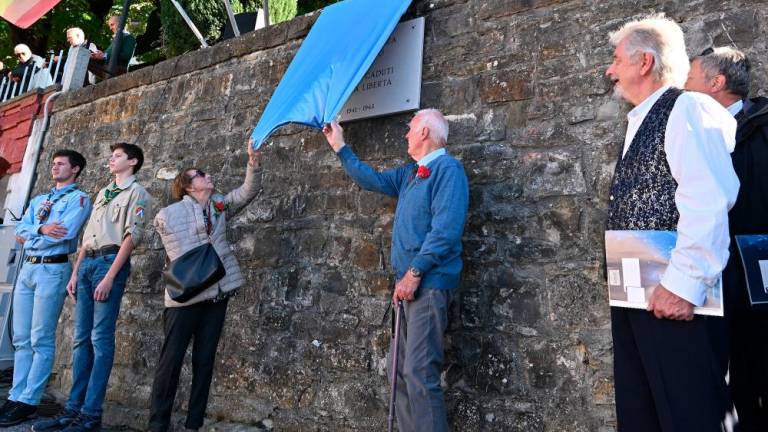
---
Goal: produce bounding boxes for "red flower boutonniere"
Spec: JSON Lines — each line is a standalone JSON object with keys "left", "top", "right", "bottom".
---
{"left": 416, "top": 166, "right": 431, "bottom": 179}
{"left": 213, "top": 201, "right": 226, "bottom": 215}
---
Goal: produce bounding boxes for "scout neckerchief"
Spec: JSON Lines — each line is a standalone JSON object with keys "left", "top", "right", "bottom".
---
{"left": 101, "top": 182, "right": 124, "bottom": 206}
{"left": 36, "top": 184, "right": 78, "bottom": 222}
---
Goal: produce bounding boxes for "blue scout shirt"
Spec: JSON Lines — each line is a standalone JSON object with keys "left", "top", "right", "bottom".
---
{"left": 16, "top": 184, "right": 92, "bottom": 256}
{"left": 336, "top": 145, "right": 469, "bottom": 289}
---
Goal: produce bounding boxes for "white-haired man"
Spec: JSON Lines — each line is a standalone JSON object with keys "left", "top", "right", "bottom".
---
{"left": 49, "top": 28, "right": 89, "bottom": 77}
{"left": 322, "top": 109, "right": 469, "bottom": 432}
{"left": 9, "top": 44, "right": 43, "bottom": 83}
{"left": 66, "top": 27, "right": 86, "bottom": 48}
{"left": 604, "top": 15, "right": 739, "bottom": 431}
{"left": 686, "top": 46, "right": 768, "bottom": 432}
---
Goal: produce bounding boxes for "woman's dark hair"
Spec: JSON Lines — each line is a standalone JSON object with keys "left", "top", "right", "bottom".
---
{"left": 110, "top": 142, "right": 144, "bottom": 173}
{"left": 51, "top": 149, "right": 86, "bottom": 178}
{"left": 171, "top": 167, "right": 197, "bottom": 201}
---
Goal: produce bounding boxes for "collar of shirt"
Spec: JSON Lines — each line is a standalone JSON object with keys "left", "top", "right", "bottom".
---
{"left": 418, "top": 148, "right": 447, "bottom": 167}
{"left": 623, "top": 85, "right": 672, "bottom": 158}
{"left": 116, "top": 175, "right": 136, "bottom": 190}
{"left": 50, "top": 183, "right": 78, "bottom": 197}
{"left": 727, "top": 99, "right": 744, "bottom": 117}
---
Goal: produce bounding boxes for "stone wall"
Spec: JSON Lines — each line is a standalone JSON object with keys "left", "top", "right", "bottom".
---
{"left": 30, "top": 0, "right": 768, "bottom": 430}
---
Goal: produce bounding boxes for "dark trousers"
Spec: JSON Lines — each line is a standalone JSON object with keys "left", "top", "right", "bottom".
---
{"left": 386, "top": 288, "right": 453, "bottom": 432}
{"left": 729, "top": 309, "right": 768, "bottom": 431}
{"left": 721, "top": 257, "right": 768, "bottom": 432}
{"left": 148, "top": 299, "right": 228, "bottom": 431}
{"left": 611, "top": 307, "right": 729, "bottom": 432}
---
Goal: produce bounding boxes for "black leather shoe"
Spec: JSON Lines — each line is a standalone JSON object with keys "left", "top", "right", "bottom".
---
{"left": 32, "top": 408, "right": 80, "bottom": 431}
{"left": 0, "top": 401, "right": 37, "bottom": 426}
{"left": 61, "top": 414, "right": 100, "bottom": 432}
{"left": 0, "top": 400, "right": 15, "bottom": 416}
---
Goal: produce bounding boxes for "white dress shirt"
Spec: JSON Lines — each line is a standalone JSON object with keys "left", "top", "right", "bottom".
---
{"left": 622, "top": 86, "right": 740, "bottom": 306}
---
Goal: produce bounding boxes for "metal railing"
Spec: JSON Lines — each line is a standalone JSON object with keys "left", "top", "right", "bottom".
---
{"left": 0, "top": 49, "right": 65, "bottom": 103}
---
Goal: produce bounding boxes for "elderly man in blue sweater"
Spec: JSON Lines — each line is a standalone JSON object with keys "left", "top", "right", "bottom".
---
{"left": 323, "top": 108, "right": 469, "bottom": 432}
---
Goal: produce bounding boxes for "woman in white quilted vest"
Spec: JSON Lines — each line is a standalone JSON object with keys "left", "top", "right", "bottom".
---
{"left": 147, "top": 140, "right": 262, "bottom": 432}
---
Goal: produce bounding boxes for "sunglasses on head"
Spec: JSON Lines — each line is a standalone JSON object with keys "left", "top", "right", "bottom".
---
{"left": 189, "top": 169, "right": 205, "bottom": 179}
{"left": 699, "top": 47, "right": 714, "bottom": 56}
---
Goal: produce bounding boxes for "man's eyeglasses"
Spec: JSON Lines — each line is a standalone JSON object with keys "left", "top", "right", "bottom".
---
{"left": 189, "top": 169, "right": 205, "bottom": 179}
{"left": 13, "top": 53, "right": 23, "bottom": 58}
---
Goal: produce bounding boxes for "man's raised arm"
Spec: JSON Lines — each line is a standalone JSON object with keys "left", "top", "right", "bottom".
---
{"left": 323, "top": 121, "right": 409, "bottom": 197}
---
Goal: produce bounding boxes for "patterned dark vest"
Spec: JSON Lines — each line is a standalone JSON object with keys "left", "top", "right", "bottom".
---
{"left": 607, "top": 88, "right": 683, "bottom": 231}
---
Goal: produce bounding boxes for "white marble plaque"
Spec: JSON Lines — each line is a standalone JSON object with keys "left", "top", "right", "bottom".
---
{"left": 338, "top": 17, "right": 424, "bottom": 122}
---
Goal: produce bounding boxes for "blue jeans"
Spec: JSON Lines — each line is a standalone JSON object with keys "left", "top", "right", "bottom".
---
{"left": 65, "top": 254, "right": 130, "bottom": 417}
{"left": 9, "top": 261, "right": 71, "bottom": 405}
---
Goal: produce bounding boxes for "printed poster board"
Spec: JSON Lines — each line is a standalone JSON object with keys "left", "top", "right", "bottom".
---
{"left": 735, "top": 235, "right": 768, "bottom": 308}
{"left": 605, "top": 230, "right": 723, "bottom": 316}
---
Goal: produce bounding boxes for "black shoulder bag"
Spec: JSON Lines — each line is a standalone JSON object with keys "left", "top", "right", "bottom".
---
{"left": 163, "top": 243, "right": 226, "bottom": 303}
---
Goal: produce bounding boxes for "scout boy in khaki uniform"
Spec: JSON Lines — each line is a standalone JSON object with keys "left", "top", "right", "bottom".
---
{"left": 33, "top": 143, "right": 151, "bottom": 432}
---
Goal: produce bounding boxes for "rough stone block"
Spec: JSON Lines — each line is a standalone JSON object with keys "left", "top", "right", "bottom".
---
{"left": 480, "top": 70, "right": 534, "bottom": 103}
{"left": 522, "top": 150, "right": 587, "bottom": 198}
{"left": 150, "top": 57, "right": 179, "bottom": 83}
{"left": 286, "top": 11, "right": 320, "bottom": 41}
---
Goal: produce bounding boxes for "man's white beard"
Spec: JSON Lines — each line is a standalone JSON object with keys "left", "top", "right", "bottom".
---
{"left": 611, "top": 84, "right": 629, "bottom": 103}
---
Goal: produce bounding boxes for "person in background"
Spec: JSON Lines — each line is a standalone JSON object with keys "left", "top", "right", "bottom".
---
{"left": 9, "top": 44, "right": 44, "bottom": 83}
{"left": 148, "top": 140, "right": 262, "bottom": 432}
{"left": 88, "top": 16, "right": 136, "bottom": 81}
{"left": 48, "top": 27, "right": 89, "bottom": 83}
{"left": 65, "top": 28, "right": 88, "bottom": 49}
{"left": 685, "top": 46, "right": 768, "bottom": 432}
{"left": 54, "top": 28, "right": 89, "bottom": 64}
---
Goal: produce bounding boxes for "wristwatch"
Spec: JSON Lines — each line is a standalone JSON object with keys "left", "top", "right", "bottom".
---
{"left": 408, "top": 267, "right": 423, "bottom": 278}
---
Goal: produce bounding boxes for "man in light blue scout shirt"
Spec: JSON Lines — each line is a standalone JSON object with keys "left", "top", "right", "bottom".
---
{"left": 0, "top": 150, "right": 91, "bottom": 426}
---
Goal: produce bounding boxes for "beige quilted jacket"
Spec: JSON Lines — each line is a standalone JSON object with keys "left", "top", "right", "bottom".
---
{"left": 154, "top": 165, "right": 262, "bottom": 307}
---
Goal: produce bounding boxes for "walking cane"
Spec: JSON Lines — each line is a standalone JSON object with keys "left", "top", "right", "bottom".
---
{"left": 388, "top": 300, "right": 403, "bottom": 432}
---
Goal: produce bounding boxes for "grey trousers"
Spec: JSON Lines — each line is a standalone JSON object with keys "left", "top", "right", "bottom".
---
{"left": 387, "top": 288, "right": 453, "bottom": 432}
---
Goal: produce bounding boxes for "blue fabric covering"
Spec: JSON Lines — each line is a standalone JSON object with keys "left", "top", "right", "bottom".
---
{"left": 249, "top": 0, "right": 412, "bottom": 149}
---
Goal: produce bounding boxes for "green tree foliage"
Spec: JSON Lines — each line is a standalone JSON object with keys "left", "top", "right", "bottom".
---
{"left": 0, "top": 0, "right": 155, "bottom": 69}
{"left": 239, "top": 0, "right": 297, "bottom": 23}
{"left": 159, "top": 0, "right": 297, "bottom": 58}
{"left": 261, "top": 0, "right": 298, "bottom": 24}
{"left": 159, "top": 0, "right": 222, "bottom": 58}
{"left": 0, "top": 0, "right": 333, "bottom": 72}
{"left": 0, "top": 0, "right": 108, "bottom": 69}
